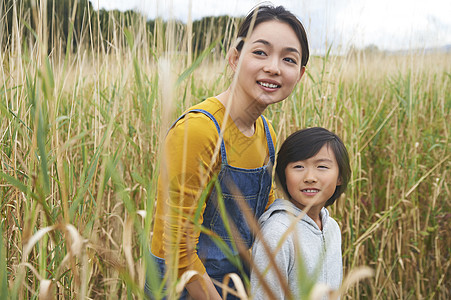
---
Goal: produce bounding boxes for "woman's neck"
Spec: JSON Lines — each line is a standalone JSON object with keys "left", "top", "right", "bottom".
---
{"left": 216, "top": 88, "right": 266, "bottom": 137}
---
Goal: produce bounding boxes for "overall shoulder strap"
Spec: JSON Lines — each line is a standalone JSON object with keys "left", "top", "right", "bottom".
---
{"left": 169, "top": 109, "right": 228, "bottom": 164}
{"left": 260, "top": 115, "right": 275, "bottom": 164}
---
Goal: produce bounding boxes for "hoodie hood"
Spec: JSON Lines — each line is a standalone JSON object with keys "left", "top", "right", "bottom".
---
{"left": 259, "top": 198, "right": 330, "bottom": 234}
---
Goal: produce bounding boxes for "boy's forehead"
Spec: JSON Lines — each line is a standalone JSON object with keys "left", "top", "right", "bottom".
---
{"left": 293, "top": 144, "right": 338, "bottom": 163}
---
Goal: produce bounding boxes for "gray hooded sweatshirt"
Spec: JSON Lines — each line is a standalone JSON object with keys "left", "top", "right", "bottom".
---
{"left": 250, "top": 198, "right": 342, "bottom": 299}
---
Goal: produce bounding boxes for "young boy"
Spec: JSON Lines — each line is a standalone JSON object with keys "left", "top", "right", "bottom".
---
{"left": 250, "top": 127, "right": 351, "bottom": 299}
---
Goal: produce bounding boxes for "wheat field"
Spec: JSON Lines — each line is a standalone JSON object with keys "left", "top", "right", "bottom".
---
{"left": 0, "top": 1, "right": 450, "bottom": 299}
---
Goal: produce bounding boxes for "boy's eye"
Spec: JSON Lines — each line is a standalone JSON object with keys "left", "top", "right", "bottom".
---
{"left": 318, "top": 165, "right": 329, "bottom": 169}
{"left": 293, "top": 165, "right": 304, "bottom": 169}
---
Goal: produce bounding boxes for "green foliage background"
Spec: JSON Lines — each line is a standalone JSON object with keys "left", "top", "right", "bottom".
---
{"left": 0, "top": 0, "right": 450, "bottom": 299}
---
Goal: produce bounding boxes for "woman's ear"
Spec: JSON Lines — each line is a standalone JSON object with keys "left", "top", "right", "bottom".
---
{"left": 228, "top": 48, "right": 240, "bottom": 72}
{"left": 297, "top": 66, "right": 306, "bottom": 83}
{"left": 336, "top": 176, "right": 342, "bottom": 186}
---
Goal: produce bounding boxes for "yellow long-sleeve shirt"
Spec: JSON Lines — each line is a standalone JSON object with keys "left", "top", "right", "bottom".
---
{"left": 151, "top": 97, "right": 276, "bottom": 278}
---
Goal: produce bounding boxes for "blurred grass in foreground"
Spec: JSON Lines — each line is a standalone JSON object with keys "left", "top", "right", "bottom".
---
{"left": 0, "top": 1, "right": 450, "bottom": 299}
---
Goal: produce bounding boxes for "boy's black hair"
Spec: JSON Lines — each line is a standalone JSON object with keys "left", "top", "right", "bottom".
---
{"left": 236, "top": 4, "right": 309, "bottom": 68}
{"left": 275, "top": 127, "right": 351, "bottom": 207}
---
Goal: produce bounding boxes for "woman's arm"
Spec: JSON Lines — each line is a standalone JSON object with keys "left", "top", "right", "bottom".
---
{"left": 153, "top": 112, "right": 219, "bottom": 277}
{"left": 185, "top": 272, "right": 222, "bottom": 300}
{"left": 162, "top": 114, "right": 222, "bottom": 299}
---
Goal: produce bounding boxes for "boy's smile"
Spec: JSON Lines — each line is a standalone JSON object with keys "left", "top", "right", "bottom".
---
{"left": 301, "top": 188, "right": 320, "bottom": 195}
{"left": 285, "top": 145, "right": 341, "bottom": 221}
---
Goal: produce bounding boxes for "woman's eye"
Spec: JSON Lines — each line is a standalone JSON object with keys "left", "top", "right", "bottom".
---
{"left": 253, "top": 50, "right": 266, "bottom": 56}
{"left": 293, "top": 165, "right": 304, "bottom": 169}
{"left": 284, "top": 57, "right": 297, "bottom": 64}
{"left": 318, "top": 165, "right": 329, "bottom": 169}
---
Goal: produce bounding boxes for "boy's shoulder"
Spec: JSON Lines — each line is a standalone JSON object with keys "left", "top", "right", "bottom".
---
{"left": 322, "top": 209, "right": 341, "bottom": 237}
{"left": 260, "top": 209, "right": 292, "bottom": 230}
{"left": 259, "top": 199, "right": 299, "bottom": 230}
{"left": 325, "top": 215, "right": 341, "bottom": 232}
{"left": 257, "top": 209, "right": 294, "bottom": 249}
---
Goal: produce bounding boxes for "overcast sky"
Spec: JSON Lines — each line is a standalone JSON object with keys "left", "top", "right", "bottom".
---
{"left": 89, "top": 0, "right": 451, "bottom": 53}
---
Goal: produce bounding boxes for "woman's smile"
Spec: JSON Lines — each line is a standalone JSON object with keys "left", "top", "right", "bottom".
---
{"left": 257, "top": 79, "right": 281, "bottom": 90}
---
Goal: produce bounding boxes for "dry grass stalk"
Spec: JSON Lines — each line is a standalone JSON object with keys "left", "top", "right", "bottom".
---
{"left": 0, "top": 1, "right": 449, "bottom": 298}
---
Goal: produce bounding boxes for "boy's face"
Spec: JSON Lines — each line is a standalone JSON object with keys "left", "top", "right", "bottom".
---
{"left": 285, "top": 144, "right": 341, "bottom": 217}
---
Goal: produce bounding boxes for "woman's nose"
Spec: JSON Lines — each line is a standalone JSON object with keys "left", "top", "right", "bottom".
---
{"left": 263, "top": 57, "right": 281, "bottom": 75}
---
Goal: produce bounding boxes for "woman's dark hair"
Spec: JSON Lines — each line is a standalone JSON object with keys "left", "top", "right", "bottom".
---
{"left": 275, "top": 127, "right": 351, "bottom": 207}
{"left": 236, "top": 4, "right": 309, "bottom": 68}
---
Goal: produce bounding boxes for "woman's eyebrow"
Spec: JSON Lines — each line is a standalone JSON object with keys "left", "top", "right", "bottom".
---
{"left": 252, "top": 39, "right": 300, "bottom": 55}
{"left": 285, "top": 47, "right": 301, "bottom": 55}
{"left": 253, "top": 39, "right": 271, "bottom": 46}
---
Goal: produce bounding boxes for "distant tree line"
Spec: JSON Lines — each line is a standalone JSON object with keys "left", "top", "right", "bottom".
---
{"left": 0, "top": 0, "right": 240, "bottom": 57}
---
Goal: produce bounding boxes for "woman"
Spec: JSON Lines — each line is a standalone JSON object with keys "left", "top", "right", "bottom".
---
{"left": 148, "top": 4, "right": 309, "bottom": 299}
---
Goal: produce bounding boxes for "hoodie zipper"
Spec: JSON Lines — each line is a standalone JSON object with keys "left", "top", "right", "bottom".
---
{"left": 322, "top": 231, "right": 327, "bottom": 284}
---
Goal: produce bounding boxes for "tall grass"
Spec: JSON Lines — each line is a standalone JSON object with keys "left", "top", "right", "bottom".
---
{"left": 0, "top": 1, "right": 450, "bottom": 299}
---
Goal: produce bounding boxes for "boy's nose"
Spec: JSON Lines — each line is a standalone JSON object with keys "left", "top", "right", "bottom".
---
{"left": 303, "top": 170, "right": 317, "bottom": 183}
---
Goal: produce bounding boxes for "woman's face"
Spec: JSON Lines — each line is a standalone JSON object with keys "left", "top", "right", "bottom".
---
{"left": 230, "top": 20, "right": 305, "bottom": 108}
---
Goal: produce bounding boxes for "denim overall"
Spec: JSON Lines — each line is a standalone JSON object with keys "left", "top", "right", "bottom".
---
{"left": 146, "top": 109, "right": 275, "bottom": 299}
